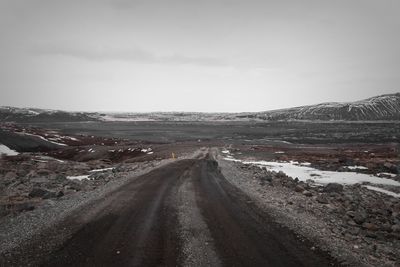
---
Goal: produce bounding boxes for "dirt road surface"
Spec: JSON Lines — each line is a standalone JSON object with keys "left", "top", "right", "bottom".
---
{"left": 3, "top": 154, "right": 340, "bottom": 267}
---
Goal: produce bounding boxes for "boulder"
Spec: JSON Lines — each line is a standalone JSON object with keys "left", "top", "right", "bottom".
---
{"left": 316, "top": 194, "right": 329, "bottom": 204}
{"left": 37, "top": 169, "right": 52, "bottom": 176}
{"left": 262, "top": 176, "right": 273, "bottom": 183}
{"left": 323, "top": 183, "right": 344, "bottom": 193}
{"left": 295, "top": 185, "right": 305, "bottom": 193}
{"left": 354, "top": 210, "right": 368, "bottom": 225}
{"left": 276, "top": 171, "right": 287, "bottom": 178}
{"left": 28, "top": 188, "right": 49, "bottom": 198}
{"left": 362, "top": 222, "right": 378, "bottom": 231}
{"left": 28, "top": 188, "right": 58, "bottom": 199}
{"left": 383, "top": 162, "right": 398, "bottom": 173}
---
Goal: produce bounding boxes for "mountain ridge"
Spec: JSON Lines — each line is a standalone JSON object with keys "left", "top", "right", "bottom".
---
{"left": 243, "top": 93, "right": 400, "bottom": 121}
{"left": 0, "top": 93, "right": 399, "bottom": 122}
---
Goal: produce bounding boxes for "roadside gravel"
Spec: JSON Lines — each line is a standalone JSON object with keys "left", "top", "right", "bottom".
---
{"left": 216, "top": 151, "right": 397, "bottom": 267}
{"left": 176, "top": 168, "right": 221, "bottom": 267}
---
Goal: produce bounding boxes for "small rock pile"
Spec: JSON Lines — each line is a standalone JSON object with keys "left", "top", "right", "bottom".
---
{"left": 233, "top": 162, "right": 400, "bottom": 265}
{"left": 0, "top": 155, "right": 127, "bottom": 217}
{"left": 244, "top": 164, "right": 400, "bottom": 234}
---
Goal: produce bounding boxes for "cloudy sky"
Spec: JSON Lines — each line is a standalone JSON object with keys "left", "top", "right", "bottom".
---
{"left": 0, "top": 0, "right": 399, "bottom": 112}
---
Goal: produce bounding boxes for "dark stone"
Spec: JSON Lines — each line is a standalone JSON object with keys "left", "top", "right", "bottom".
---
{"left": 348, "top": 227, "right": 360, "bottom": 236}
{"left": 316, "top": 194, "right": 329, "bottom": 204}
{"left": 354, "top": 210, "right": 368, "bottom": 225}
{"left": 13, "top": 202, "right": 35, "bottom": 212}
{"left": 29, "top": 188, "right": 50, "bottom": 198}
{"left": 392, "top": 224, "right": 400, "bottom": 233}
{"left": 323, "top": 183, "right": 344, "bottom": 193}
{"left": 29, "top": 188, "right": 58, "bottom": 199}
{"left": 260, "top": 176, "right": 272, "bottom": 184}
{"left": 362, "top": 222, "right": 378, "bottom": 231}
{"left": 303, "top": 190, "right": 313, "bottom": 197}
{"left": 295, "top": 185, "right": 305, "bottom": 193}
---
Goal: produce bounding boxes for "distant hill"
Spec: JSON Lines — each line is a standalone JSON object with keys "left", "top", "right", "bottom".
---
{"left": 1, "top": 93, "right": 399, "bottom": 122}
{"left": 237, "top": 93, "right": 400, "bottom": 121}
{"left": 0, "top": 107, "right": 98, "bottom": 123}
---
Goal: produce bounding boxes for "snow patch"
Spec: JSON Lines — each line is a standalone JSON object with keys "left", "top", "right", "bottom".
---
{"left": 224, "top": 158, "right": 400, "bottom": 196}
{"left": 19, "top": 132, "right": 67, "bottom": 146}
{"left": 346, "top": 166, "right": 368, "bottom": 170}
{"left": 364, "top": 186, "right": 400, "bottom": 198}
{"left": 89, "top": 167, "right": 114, "bottom": 173}
{"left": 64, "top": 136, "right": 79, "bottom": 141}
{"left": 35, "top": 156, "right": 64, "bottom": 163}
{"left": 67, "top": 175, "right": 89, "bottom": 181}
{"left": 0, "top": 144, "right": 19, "bottom": 156}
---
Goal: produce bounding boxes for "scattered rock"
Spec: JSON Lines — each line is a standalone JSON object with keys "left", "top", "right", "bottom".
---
{"left": 294, "top": 185, "right": 305, "bottom": 193}
{"left": 391, "top": 224, "right": 400, "bottom": 233}
{"left": 28, "top": 188, "right": 58, "bottom": 199}
{"left": 316, "top": 194, "right": 329, "bottom": 204}
{"left": 348, "top": 227, "right": 360, "bottom": 236}
{"left": 12, "top": 202, "right": 35, "bottom": 212}
{"left": 28, "top": 188, "right": 50, "bottom": 198}
{"left": 56, "top": 191, "right": 64, "bottom": 198}
{"left": 323, "top": 183, "right": 344, "bottom": 193}
{"left": 362, "top": 222, "right": 378, "bottom": 231}
{"left": 303, "top": 190, "right": 313, "bottom": 197}
{"left": 353, "top": 210, "right": 368, "bottom": 225}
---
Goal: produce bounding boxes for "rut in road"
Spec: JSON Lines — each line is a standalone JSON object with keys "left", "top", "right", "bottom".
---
{"left": 9, "top": 156, "right": 339, "bottom": 267}
{"left": 193, "top": 158, "right": 339, "bottom": 267}
{"left": 41, "top": 159, "right": 195, "bottom": 267}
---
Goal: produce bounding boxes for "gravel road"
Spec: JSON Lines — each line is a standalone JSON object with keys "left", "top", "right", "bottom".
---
{"left": 1, "top": 154, "right": 340, "bottom": 266}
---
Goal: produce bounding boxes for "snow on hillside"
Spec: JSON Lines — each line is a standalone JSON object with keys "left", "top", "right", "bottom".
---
{"left": 253, "top": 93, "right": 400, "bottom": 121}
{"left": 1, "top": 93, "right": 399, "bottom": 122}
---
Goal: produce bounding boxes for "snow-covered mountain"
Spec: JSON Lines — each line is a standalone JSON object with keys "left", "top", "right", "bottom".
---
{"left": 239, "top": 93, "right": 400, "bottom": 121}
{"left": 1, "top": 93, "right": 399, "bottom": 122}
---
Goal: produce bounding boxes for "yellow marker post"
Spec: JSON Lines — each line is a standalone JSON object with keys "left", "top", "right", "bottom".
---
{"left": 172, "top": 152, "right": 175, "bottom": 159}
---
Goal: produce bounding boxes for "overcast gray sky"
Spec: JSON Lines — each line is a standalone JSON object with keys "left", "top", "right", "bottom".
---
{"left": 0, "top": 0, "right": 399, "bottom": 112}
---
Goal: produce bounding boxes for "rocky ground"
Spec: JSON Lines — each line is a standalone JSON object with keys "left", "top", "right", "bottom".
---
{"left": 0, "top": 153, "right": 139, "bottom": 217}
{"left": 0, "top": 123, "right": 199, "bottom": 219}
{"left": 233, "top": 143, "right": 399, "bottom": 176}
{"left": 217, "top": 153, "right": 400, "bottom": 267}
{"left": 0, "top": 121, "right": 398, "bottom": 266}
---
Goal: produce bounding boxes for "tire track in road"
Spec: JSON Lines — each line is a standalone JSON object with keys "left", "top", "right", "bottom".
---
{"left": 176, "top": 168, "right": 222, "bottom": 267}
{"left": 193, "top": 158, "right": 340, "bottom": 267}
{"left": 41, "top": 159, "right": 196, "bottom": 267}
